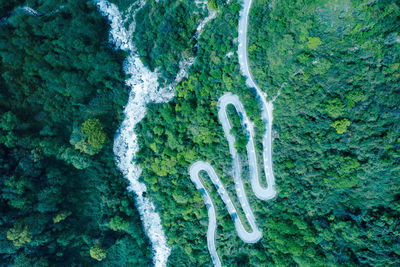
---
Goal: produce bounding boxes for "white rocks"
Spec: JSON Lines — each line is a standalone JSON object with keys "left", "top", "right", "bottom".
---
{"left": 95, "top": 1, "right": 216, "bottom": 266}
{"left": 226, "top": 51, "right": 234, "bottom": 58}
{"left": 95, "top": 1, "right": 171, "bottom": 266}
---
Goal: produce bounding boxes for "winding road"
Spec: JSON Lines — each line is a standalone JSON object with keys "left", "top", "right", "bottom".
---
{"left": 189, "top": 0, "right": 277, "bottom": 266}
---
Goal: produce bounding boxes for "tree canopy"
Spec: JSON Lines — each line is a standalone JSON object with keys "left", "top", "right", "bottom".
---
{"left": 135, "top": 0, "right": 400, "bottom": 265}
{"left": 0, "top": 0, "right": 151, "bottom": 265}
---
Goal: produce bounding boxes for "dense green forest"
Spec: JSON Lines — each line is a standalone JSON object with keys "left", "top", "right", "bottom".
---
{"left": 135, "top": 0, "right": 400, "bottom": 266}
{"left": 246, "top": 0, "right": 400, "bottom": 265}
{"left": 0, "top": 0, "right": 151, "bottom": 265}
{"left": 1, "top": 0, "right": 399, "bottom": 266}
{"left": 133, "top": 0, "right": 205, "bottom": 85}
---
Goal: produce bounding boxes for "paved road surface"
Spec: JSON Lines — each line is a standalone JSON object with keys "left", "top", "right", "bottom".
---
{"left": 189, "top": 0, "right": 277, "bottom": 266}
{"left": 238, "top": 0, "right": 276, "bottom": 200}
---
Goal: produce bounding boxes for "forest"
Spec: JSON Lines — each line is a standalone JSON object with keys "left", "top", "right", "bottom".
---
{"left": 246, "top": 0, "right": 400, "bottom": 265}
{"left": 134, "top": 0, "right": 206, "bottom": 85}
{"left": 0, "top": 0, "right": 151, "bottom": 265}
{"left": 1, "top": 0, "right": 399, "bottom": 266}
{"left": 135, "top": 0, "right": 400, "bottom": 266}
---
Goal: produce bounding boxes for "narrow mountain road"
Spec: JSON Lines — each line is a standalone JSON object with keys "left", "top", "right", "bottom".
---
{"left": 189, "top": 0, "right": 277, "bottom": 266}
{"left": 238, "top": 0, "right": 276, "bottom": 200}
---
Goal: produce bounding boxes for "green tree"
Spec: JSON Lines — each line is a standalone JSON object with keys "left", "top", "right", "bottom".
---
{"left": 209, "top": 0, "right": 217, "bottom": 10}
{"left": 306, "top": 37, "right": 322, "bottom": 50}
{"left": 90, "top": 246, "right": 107, "bottom": 261}
{"left": 81, "top": 118, "right": 107, "bottom": 151}
{"left": 53, "top": 211, "right": 72, "bottom": 224}
{"left": 325, "top": 98, "right": 345, "bottom": 118}
{"left": 0, "top": 111, "right": 18, "bottom": 131}
{"left": 6, "top": 222, "right": 32, "bottom": 247}
{"left": 109, "top": 216, "right": 129, "bottom": 231}
{"left": 331, "top": 118, "right": 351, "bottom": 134}
{"left": 70, "top": 118, "right": 106, "bottom": 155}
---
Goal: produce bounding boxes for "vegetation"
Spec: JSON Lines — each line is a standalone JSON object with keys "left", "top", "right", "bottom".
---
{"left": 135, "top": 0, "right": 400, "bottom": 266}
{"left": 0, "top": 0, "right": 151, "bottom": 265}
{"left": 1, "top": 0, "right": 399, "bottom": 266}
{"left": 135, "top": 0, "right": 272, "bottom": 265}
{"left": 246, "top": 0, "right": 400, "bottom": 265}
{"left": 134, "top": 0, "right": 205, "bottom": 85}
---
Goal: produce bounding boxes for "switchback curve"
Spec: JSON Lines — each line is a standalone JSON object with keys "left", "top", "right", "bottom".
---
{"left": 188, "top": 0, "right": 277, "bottom": 266}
